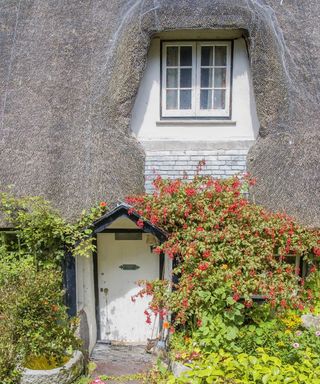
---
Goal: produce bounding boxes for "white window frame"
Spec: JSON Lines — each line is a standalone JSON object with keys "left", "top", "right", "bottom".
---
{"left": 161, "top": 41, "right": 232, "bottom": 118}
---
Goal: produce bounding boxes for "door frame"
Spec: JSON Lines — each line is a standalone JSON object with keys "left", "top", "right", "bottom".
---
{"left": 93, "top": 229, "right": 164, "bottom": 341}
{"left": 90, "top": 204, "right": 167, "bottom": 341}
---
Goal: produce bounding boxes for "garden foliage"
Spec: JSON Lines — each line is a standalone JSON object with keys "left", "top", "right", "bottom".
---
{"left": 168, "top": 348, "right": 320, "bottom": 384}
{"left": 127, "top": 170, "right": 320, "bottom": 326}
{"left": 0, "top": 191, "right": 106, "bottom": 383}
{"left": 126, "top": 168, "right": 320, "bottom": 383}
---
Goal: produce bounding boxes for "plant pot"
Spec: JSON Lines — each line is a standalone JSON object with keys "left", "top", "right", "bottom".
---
{"left": 171, "top": 360, "right": 191, "bottom": 378}
{"left": 20, "top": 350, "right": 83, "bottom": 384}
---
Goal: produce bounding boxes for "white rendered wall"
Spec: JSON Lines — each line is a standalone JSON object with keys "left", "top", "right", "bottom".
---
{"left": 131, "top": 36, "right": 259, "bottom": 142}
{"left": 131, "top": 31, "right": 259, "bottom": 190}
{"left": 76, "top": 252, "right": 97, "bottom": 354}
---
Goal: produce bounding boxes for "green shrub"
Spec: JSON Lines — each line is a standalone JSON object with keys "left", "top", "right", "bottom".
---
{"left": 127, "top": 173, "right": 320, "bottom": 330}
{"left": 169, "top": 348, "right": 320, "bottom": 383}
{"left": 0, "top": 257, "right": 80, "bottom": 380}
{"left": 237, "top": 319, "right": 320, "bottom": 365}
{"left": 0, "top": 325, "right": 21, "bottom": 384}
{"left": 0, "top": 190, "right": 107, "bottom": 382}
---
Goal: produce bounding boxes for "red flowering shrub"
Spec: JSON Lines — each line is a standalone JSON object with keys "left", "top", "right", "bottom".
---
{"left": 127, "top": 171, "right": 320, "bottom": 329}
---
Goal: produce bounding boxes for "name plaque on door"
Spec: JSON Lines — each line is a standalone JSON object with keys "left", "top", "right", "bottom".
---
{"left": 119, "top": 264, "right": 140, "bottom": 271}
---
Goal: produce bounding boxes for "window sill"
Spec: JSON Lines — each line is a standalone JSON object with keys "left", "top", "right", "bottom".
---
{"left": 156, "top": 119, "right": 236, "bottom": 126}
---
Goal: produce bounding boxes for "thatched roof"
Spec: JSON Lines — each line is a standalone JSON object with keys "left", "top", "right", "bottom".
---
{"left": 0, "top": 0, "right": 319, "bottom": 226}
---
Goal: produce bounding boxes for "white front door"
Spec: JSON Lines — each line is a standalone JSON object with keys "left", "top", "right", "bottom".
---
{"left": 97, "top": 232, "right": 159, "bottom": 344}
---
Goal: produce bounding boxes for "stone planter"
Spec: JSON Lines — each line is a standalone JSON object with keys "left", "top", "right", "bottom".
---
{"left": 171, "top": 361, "right": 191, "bottom": 378}
{"left": 301, "top": 314, "right": 320, "bottom": 330}
{"left": 20, "top": 351, "right": 83, "bottom": 384}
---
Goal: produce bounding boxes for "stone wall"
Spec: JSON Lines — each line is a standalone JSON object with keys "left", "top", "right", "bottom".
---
{"left": 145, "top": 149, "right": 248, "bottom": 192}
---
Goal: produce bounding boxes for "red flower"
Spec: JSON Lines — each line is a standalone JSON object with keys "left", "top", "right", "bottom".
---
{"left": 310, "top": 265, "right": 317, "bottom": 273}
{"left": 150, "top": 214, "right": 159, "bottom": 225}
{"left": 197, "top": 319, "right": 202, "bottom": 327}
{"left": 182, "top": 298, "right": 189, "bottom": 308}
{"left": 198, "top": 262, "right": 209, "bottom": 271}
{"left": 144, "top": 310, "right": 152, "bottom": 324}
{"left": 232, "top": 179, "right": 241, "bottom": 189}
{"left": 203, "top": 250, "right": 211, "bottom": 259}
{"left": 215, "top": 183, "right": 223, "bottom": 193}
{"left": 280, "top": 299, "right": 287, "bottom": 308}
{"left": 153, "top": 246, "right": 162, "bottom": 255}
{"left": 233, "top": 293, "right": 240, "bottom": 302}
{"left": 196, "top": 226, "right": 204, "bottom": 232}
{"left": 136, "top": 219, "right": 144, "bottom": 229}
{"left": 99, "top": 201, "right": 107, "bottom": 207}
{"left": 313, "top": 247, "right": 320, "bottom": 257}
{"left": 185, "top": 188, "right": 196, "bottom": 197}
{"left": 285, "top": 266, "right": 293, "bottom": 274}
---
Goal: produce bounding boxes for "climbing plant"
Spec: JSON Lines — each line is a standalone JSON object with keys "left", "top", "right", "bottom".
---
{"left": 0, "top": 190, "right": 107, "bottom": 267}
{"left": 127, "top": 166, "right": 320, "bottom": 329}
{"left": 0, "top": 190, "right": 108, "bottom": 383}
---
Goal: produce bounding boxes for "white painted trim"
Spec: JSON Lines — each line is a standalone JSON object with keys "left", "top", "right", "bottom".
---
{"left": 162, "top": 42, "right": 196, "bottom": 117}
{"left": 162, "top": 41, "right": 231, "bottom": 118}
{"left": 140, "top": 139, "right": 254, "bottom": 151}
{"left": 195, "top": 41, "right": 231, "bottom": 117}
{"left": 156, "top": 119, "right": 236, "bottom": 125}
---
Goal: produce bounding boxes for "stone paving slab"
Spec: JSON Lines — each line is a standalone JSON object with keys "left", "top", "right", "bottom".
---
{"left": 91, "top": 343, "right": 155, "bottom": 383}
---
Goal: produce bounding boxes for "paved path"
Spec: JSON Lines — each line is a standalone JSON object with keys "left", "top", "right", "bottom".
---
{"left": 91, "top": 343, "right": 155, "bottom": 383}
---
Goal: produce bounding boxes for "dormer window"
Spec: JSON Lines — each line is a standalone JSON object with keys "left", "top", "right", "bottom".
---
{"left": 161, "top": 41, "right": 232, "bottom": 118}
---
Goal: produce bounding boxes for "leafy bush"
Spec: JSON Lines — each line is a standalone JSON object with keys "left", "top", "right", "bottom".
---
{"left": 0, "top": 256, "right": 80, "bottom": 382}
{"left": 168, "top": 348, "right": 320, "bottom": 383}
{"left": 0, "top": 190, "right": 107, "bottom": 266}
{"left": 0, "top": 261, "right": 80, "bottom": 360}
{"left": 237, "top": 319, "right": 320, "bottom": 364}
{"left": 0, "top": 325, "right": 20, "bottom": 384}
{"left": 127, "top": 172, "right": 320, "bottom": 328}
{"left": 127, "top": 170, "right": 320, "bottom": 384}
{"left": 0, "top": 191, "right": 107, "bottom": 382}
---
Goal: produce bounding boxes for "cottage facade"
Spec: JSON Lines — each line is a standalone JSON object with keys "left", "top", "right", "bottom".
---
{"left": 0, "top": 0, "right": 319, "bottom": 352}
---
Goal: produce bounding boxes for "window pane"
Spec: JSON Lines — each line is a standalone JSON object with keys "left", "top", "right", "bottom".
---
{"left": 180, "top": 68, "right": 192, "bottom": 88}
{"left": 200, "top": 89, "right": 212, "bottom": 109}
{"left": 115, "top": 232, "right": 142, "bottom": 240}
{"left": 201, "top": 68, "right": 213, "bottom": 88}
{"left": 180, "top": 46, "right": 192, "bottom": 66}
{"left": 166, "top": 68, "right": 178, "bottom": 88}
{"left": 215, "top": 46, "right": 227, "bottom": 66}
{"left": 213, "top": 89, "right": 226, "bottom": 109}
{"left": 214, "top": 68, "right": 226, "bottom": 88}
{"left": 201, "top": 46, "right": 213, "bottom": 66}
{"left": 166, "top": 90, "right": 178, "bottom": 109}
{"left": 167, "top": 46, "right": 178, "bottom": 66}
{"left": 180, "top": 90, "right": 191, "bottom": 109}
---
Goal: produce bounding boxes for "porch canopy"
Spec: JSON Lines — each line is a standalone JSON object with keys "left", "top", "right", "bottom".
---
{"left": 92, "top": 203, "right": 167, "bottom": 242}
{"left": 64, "top": 203, "right": 167, "bottom": 317}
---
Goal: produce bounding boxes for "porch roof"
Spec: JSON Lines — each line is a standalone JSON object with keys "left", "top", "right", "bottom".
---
{"left": 92, "top": 203, "right": 167, "bottom": 242}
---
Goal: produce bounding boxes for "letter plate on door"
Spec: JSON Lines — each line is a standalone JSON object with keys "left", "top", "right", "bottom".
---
{"left": 119, "top": 264, "right": 140, "bottom": 270}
